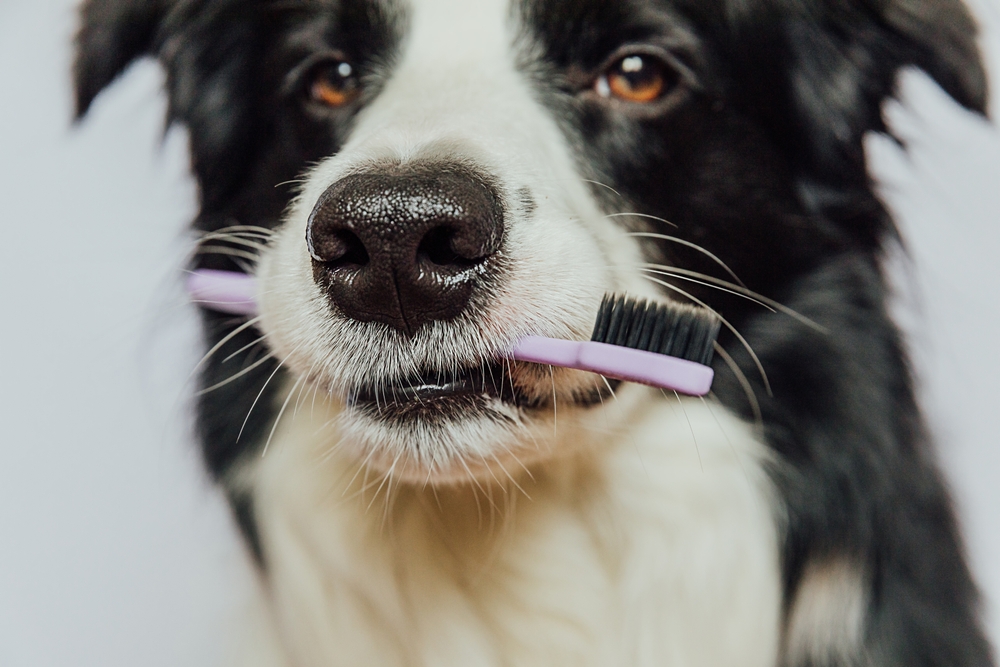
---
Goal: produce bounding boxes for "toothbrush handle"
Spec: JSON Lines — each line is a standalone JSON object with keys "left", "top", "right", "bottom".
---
{"left": 186, "top": 269, "right": 258, "bottom": 316}
{"left": 508, "top": 336, "right": 584, "bottom": 367}
{"left": 183, "top": 272, "right": 715, "bottom": 396}
{"left": 511, "top": 336, "right": 714, "bottom": 396}
{"left": 577, "top": 341, "right": 714, "bottom": 396}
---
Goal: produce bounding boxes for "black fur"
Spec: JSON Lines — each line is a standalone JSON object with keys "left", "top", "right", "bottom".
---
{"left": 522, "top": 2, "right": 991, "bottom": 661}
{"left": 75, "top": 0, "right": 993, "bottom": 662}
{"left": 76, "top": 0, "right": 404, "bottom": 496}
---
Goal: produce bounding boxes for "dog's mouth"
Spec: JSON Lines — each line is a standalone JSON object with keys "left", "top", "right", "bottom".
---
{"left": 347, "top": 359, "right": 534, "bottom": 421}
{"left": 353, "top": 361, "right": 513, "bottom": 402}
{"left": 342, "top": 354, "right": 619, "bottom": 425}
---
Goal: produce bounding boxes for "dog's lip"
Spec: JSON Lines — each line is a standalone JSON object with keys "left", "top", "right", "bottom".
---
{"left": 349, "top": 360, "right": 517, "bottom": 405}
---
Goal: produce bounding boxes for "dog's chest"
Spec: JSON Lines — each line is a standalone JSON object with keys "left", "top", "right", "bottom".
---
{"left": 247, "top": 393, "right": 783, "bottom": 666}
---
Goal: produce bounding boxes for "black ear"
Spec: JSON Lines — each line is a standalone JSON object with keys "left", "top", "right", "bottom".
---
{"left": 74, "top": 0, "right": 168, "bottom": 118}
{"left": 875, "top": 0, "right": 988, "bottom": 114}
{"left": 787, "top": 0, "right": 988, "bottom": 178}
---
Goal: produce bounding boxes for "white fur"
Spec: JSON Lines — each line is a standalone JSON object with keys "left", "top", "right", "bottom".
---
{"left": 783, "top": 558, "right": 868, "bottom": 665}
{"left": 248, "top": 0, "right": 787, "bottom": 663}
{"left": 242, "top": 386, "right": 782, "bottom": 666}
{"left": 257, "top": 0, "right": 657, "bottom": 473}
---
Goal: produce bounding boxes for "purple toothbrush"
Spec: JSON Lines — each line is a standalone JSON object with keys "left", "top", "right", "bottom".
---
{"left": 185, "top": 270, "right": 718, "bottom": 396}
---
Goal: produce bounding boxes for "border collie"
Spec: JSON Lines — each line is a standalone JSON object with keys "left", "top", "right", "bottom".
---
{"left": 76, "top": 0, "right": 994, "bottom": 664}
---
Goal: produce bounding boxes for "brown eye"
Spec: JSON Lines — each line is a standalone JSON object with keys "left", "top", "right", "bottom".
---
{"left": 595, "top": 54, "right": 674, "bottom": 103}
{"left": 309, "top": 60, "right": 358, "bottom": 108}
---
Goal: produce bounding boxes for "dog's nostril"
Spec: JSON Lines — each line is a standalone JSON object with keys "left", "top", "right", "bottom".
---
{"left": 306, "top": 164, "right": 505, "bottom": 335}
{"left": 308, "top": 228, "right": 369, "bottom": 266}
{"left": 418, "top": 226, "right": 481, "bottom": 267}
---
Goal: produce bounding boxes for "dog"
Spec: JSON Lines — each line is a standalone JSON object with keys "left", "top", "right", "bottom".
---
{"left": 75, "top": 0, "right": 994, "bottom": 664}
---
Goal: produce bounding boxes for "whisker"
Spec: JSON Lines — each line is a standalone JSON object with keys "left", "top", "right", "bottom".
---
{"left": 477, "top": 454, "right": 508, "bottom": 497}
{"left": 671, "top": 389, "right": 702, "bottom": 472}
{"left": 237, "top": 344, "right": 300, "bottom": 443}
{"left": 316, "top": 434, "right": 347, "bottom": 465}
{"left": 635, "top": 267, "right": 774, "bottom": 311}
{"left": 601, "top": 375, "right": 649, "bottom": 478}
{"left": 274, "top": 178, "right": 307, "bottom": 189}
{"left": 204, "top": 224, "right": 275, "bottom": 238}
{"left": 261, "top": 373, "right": 305, "bottom": 457}
{"left": 430, "top": 482, "right": 444, "bottom": 514}
{"left": 196, "top": 352, "right": 277, "bottom": 395}
{"left": 310, "top": 377, "right": 322, "bottom": 418}
{"left": 186, "top": 316, "right": 263, "bottom": 384}
{"left": 343, "top": 445, "right": 382, "bottom": 497}
{"left": 223, "top": 334, "right": 271, "bottom": 363}
{"left": 506, "top": 429, "right": 537, "bottom": 482}
{"left": 711, "top": 344, "right": 763, "bottom": 432}
{"left": 213, "top": 223, "right": 276, "bottom": 233}
{"left": 383, "top": 457, "right": 404, "bottom": 526}
{"left": 490, "top": 453, "right": 531, "bottom": 500}
{"left": 367, "top": 454, "right": 399, "bottom": 515}
{"left": 699, "top": 395, "right": 753, "bottom": 489}
{"left": 603, "top": 212, "right": 678, "bottom": 228}
{"left": 549, "top": 365, "right": 557, "bottom": 441}
{"left": 458, "top": 457, "right": 493, "bottom": 525}
{"left": 197, "top": 235, "right": 269, "bottom": 252}
{"left": 627, "top": 232, "right": 745, "bottom": 287}
{"left": 195, "top": 245, "right": 261, "bottom": 263}
{"left": 581, "top": 178, "right": 624, "bottom": 199}
{"left": 199, "top": 228, "right": 274, "bottom": 240}
{"left": 196, "top": 235, "right": 272, "bottom": 247}
{"left": 294, "top": 362, "right": 318, "bottom": 417}
{"left": 637, "top": 264, "right": 825, "bottom": 332}
{"left": 233, "top": 257, "right": 256, "bottom": 274}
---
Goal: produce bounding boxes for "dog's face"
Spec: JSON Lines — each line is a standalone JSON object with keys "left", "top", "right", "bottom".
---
{"left": 258, "top": 0, "right": 687, "bottom": 481}
{"left": 76, "top": 0, "right": 986, "bottom": 483}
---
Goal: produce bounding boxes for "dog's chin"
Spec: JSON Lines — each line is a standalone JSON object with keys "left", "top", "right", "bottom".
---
{"left": 338, "top": 408, "right": 532, "bottom": 485}
{"left": 330, "top": 361, "right": 534, "bottom": 484}
{"left": 325, "top": 360, "right": 612, "bottom": 485}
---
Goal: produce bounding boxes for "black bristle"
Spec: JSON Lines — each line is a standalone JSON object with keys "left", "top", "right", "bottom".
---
{"left": 604, "top": 295, "right": 627, "bottom": 345}
{"left": 634, "top": 302, "right": 657, "bottom": 351}
{"left": 625, "top": 300, "right": 650, "bottom": 349}
{"left": 666, "top": 314, "right": 693, "bottom": 358}
{"left": 647, "top": 303, "right": 669, "bottom": 353}
{"left": 617, "top": 297, "right": 637, "bottom": 346}
{"left": 658, "top": 305, "right": 680, "bottom": 355}
{"left": 591, "top": 294, "right": 613, "bottom": 343}
{"left": 699, "top": 317, "right": 722, "bottom": 365}
{"left": 591, "top": 293, "right": 721, "bottom": 366}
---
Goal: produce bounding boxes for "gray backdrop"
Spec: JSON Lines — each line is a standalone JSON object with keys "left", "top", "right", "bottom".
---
{"left": 1, "top": 1, "right": 997, "bottom": 664}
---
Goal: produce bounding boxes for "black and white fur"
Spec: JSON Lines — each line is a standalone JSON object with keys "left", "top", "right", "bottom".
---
{"left": 76, "top": 0, "right": 994, "bottom": 664}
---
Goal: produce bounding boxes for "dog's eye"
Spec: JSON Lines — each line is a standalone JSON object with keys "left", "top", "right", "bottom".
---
{"left": 308, "top": 59, "right": 359, "bottom": 108}
{"left": 595, "top": 54, "right": 676, "bottom": 104}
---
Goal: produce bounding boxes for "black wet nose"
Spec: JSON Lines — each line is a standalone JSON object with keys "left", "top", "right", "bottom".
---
{"left": 306, "top": 165, "right": 504, "bottom": 336}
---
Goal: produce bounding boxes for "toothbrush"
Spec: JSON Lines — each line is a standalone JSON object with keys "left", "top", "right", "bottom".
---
{"left": 515, "top": 294, "right": 718, "bottom": 396}
{"left": 186, "top": 270, "right": 719, "bottom": 396}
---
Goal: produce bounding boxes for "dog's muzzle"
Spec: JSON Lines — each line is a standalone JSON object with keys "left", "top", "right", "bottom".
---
{"left": 306, "top": 162, "right": 505, "bottom": 337}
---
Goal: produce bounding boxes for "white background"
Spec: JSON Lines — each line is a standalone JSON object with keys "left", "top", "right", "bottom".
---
{"left": 0, "top": 1, "right": 997, "bottom": 664}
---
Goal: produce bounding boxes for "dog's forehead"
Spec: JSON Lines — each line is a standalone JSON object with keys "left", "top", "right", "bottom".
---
{"left": 352, "top": 0, "right": 689, "bottom": 53}
{"left": 400, "top": 0, "right": 712, "bottom": 92}
{"left": 396, "top": 0, "right": 513, "bottom": 57}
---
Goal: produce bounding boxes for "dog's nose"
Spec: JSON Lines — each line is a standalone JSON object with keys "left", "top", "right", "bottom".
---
{"left": 306, "top": 166, "right": 504, "bottom": 336}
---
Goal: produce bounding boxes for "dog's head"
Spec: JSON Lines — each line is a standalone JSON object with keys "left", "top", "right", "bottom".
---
{"left": 76, "top": 0, "right": 986, "bottom": 482}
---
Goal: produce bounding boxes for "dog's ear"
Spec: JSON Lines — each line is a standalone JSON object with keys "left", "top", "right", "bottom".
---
{"left": 733, "top": 0, "right": 987, "bottom": 184}
{"left": 874, "top": 0, "right": 988, "bottom": 114}
{"left": 74, "top": 0, "right": 169, "bottom": 117}
{"left": 807, "top": 0, "right": 987, "bottom": 171}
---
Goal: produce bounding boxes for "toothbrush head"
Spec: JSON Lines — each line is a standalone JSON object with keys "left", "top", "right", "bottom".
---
{"left": 591, "top": 294, "right": 720, "bottom": 367}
